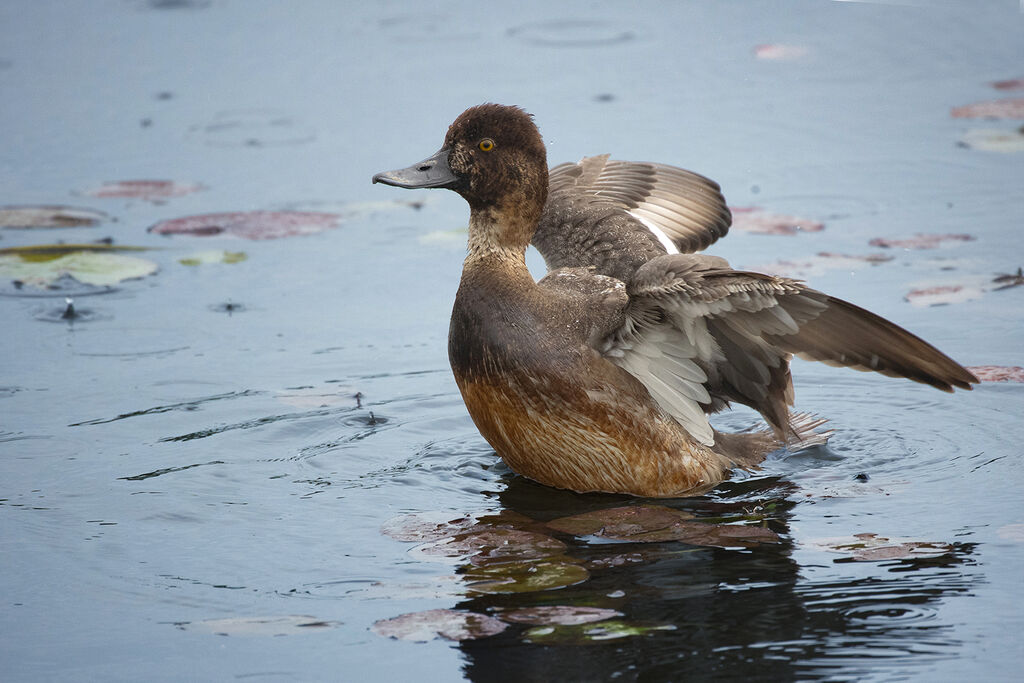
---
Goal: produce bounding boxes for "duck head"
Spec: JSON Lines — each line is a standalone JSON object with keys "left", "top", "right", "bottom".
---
{"left": 374, "top": 104, "right": 549, "bottom": 249}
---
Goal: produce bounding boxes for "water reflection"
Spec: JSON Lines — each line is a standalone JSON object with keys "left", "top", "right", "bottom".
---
{"left": 410, "top": 475, "right": 981, "bottom": 682}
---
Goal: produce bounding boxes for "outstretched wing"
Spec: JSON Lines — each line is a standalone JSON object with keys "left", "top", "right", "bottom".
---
{"left": 534, "top": 155, "right": 731, "bottom": 281}
{"left": 602, "top": 254, "right": 977, "bottom": 445}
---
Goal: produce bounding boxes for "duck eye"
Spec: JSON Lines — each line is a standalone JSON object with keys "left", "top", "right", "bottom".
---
{"left": 478, "top": 138, "right": 495, "bottom": 152}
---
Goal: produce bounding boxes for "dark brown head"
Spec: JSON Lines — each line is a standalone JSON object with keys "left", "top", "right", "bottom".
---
{"left": 373, "top": 104, "right": 549, "bottom": 245}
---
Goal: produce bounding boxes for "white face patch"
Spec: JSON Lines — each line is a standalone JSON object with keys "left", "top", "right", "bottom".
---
{"left": 631, "top": 212, "right": 680, "bottom": 254}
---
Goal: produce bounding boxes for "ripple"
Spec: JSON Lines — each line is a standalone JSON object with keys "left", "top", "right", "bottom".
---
{"left": 507, "top": 21, "right": 635, "bottom": 47}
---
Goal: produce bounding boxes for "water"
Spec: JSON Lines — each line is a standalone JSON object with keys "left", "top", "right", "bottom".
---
{"left": 2, "top": 1, "right": 1022, "bottom": 681}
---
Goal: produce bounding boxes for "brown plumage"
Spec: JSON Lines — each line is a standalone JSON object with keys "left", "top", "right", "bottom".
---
{"left": 373, "top": 103, "right": 977, "bottom": 497}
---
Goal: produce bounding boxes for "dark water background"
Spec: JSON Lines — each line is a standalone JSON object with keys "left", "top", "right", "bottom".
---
{"left": 2, "top": 1, "right": 1022, "bottom": 681}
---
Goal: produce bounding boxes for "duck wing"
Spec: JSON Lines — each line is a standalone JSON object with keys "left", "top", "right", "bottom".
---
{"left": 601, "top": 254, "right": 978, "bottom": 444}
{"left": 534, "top": 155, "right": 731, "bottom": 281}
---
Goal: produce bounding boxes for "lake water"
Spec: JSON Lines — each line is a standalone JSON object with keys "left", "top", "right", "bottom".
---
{"left": 2, "top": 1, "right": 1022, "bottom": 681}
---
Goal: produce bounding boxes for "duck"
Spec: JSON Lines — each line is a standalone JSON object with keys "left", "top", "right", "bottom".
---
{"left": 372, "top": 103, "right": 977, "bottom": 497}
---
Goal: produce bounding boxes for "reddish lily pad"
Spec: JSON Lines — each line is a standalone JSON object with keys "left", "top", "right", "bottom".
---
{"left": 82, "top": 180, "right": 205, "bottom": 200}
{"left": 181, "top": 615, "right": 333, "bottom": 636}
{"left": 0, "top": 205, "right": 108, "bottom": 229}
{"left": 992, "top": 78, "right": 1024, "bottom": 91}
{"left": 497, "top": 606, "right": 622, "bottom": 626}
{"left": 869, "top": 233, "right": 975, "bottom": 249}
{"left": 751, "top": 252, "right": 893, "bottom": 277}
{"left": 904, "top": 283, "right": 984, "bottom": 307}
{"left": 522, "top": 620, "right": 676, "bottom": 644}
{"left": 753, "top": 44, "right": 809, "bottom": 61}
{"left": 805, "top": 533, "right": 952, "bottom": 562}
{"left": 149, "top": 211, "right": 342, "bottom": 240}
{"left": 951, "top": 98, "right": 1024, "bottom": 119}
{"left": 412, "top": 528, "right": 567, "bottom": 565}
{"left": 547, "top": 505, "right": 779, "bottom": 548}
{"left": 730, "top": 207, "right": 824, "bottom": 235}
{"left": 965, "top": 366, "right": 1024, "bottom": 383}
{"left": 462, "top": 559, "right": 590, "bottom": 594}
{"left": 372, "top": 609, "right": 507, "bottom": 642}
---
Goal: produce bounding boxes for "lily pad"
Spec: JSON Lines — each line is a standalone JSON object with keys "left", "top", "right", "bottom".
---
{"left": 992, "top": 78, "right": 1024, "bottom": 91}
{"left": 413, "top": 528, "right": 567, "bottom": 565}
{"left": 0, "top": 205, "right": 108, "bottom": 228}
{"left": 180, "top": 615, "right": 334, "bottom": 636}
{"left": 965, "top": 366, "right": 1024, "bottom": 383}
{"left": 82, "top": 180, "right": 205, "bottom": 200}
{"left": 497, "top": 606, "right": 622, "bottom": 626}
{"left": 805, "top": 533, "right": 953, "bottom": 562}
{"left": 729, "top": 207, "right": 824, "bottom": 235}
{"left": 753, "top": 44, "right": 809, "bottom": 61}
{"left": 371, "top": 609, "right": 506, "bottom": 642}
{"left": 959, "top": 127, "right": 1024, "bottom": 153}
{"left": 992, "top": 267, "right": 1024, "bottom": 290}
{"left": 951, "top": 98, "right": 1024, "bottom": 119}
{"left": 904, "top": 283, "right": 985, "bottom": 307}
{"left": 547, "top": 505, "right": 779, "bottom": 548}
{"left": 149, "top": 211, "right": 342, "bottom": 240}
{"left": 381, "top": 510, "right": 535, "bottom": 543}
{"left": 462, "top": 559, "right": 590, "bottom": 594}
{"left": 0, "top": 246, "right": 158, "bottom": 288}
{"left": 522, "top": 620, "right": 676, "bottom": 645}
{"left": 178, "top": 249, "right": 247, "bottom": 266}
{"left": 751, "top": 252, "right": 892, "bottom": 278}
{"left": 869, "top": 233, "right": 975, "bottom": 249}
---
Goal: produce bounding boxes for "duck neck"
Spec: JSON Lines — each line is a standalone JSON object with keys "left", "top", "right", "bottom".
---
{"left": 464, "top": 203, "right": 536, "bottom": 268}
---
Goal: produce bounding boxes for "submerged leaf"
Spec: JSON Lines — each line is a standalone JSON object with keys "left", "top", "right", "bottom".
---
{"left": 497, "top": 606, "right": 622, "bottom": 626}
{"left": 178, "top": 249, "right": 247, "bottom": 266}
{"left": 805, "top": 533, "right": 953, "bottom": 562}
{"left": 0, "top": 205, "right": 108, "bottom": 228}
{"left": 413, "top": 528, "right": 567, "bottom": 565}
{"left": 149, "top": 211, "right": 342, "bottom": 240}
{"left": 371, "top": 609, "right": 506, "bottom": 642}
{"left": 381, "top": 510, "right": 531, "bottom": 543}
{"left": 0, "top": 249, "right": 158, "bottom": 287}
{"left": 82, "top": 180, "right": 205, "bottom": 199}
{"left": 463, "top": 559, "right": 590, "bottom": 594}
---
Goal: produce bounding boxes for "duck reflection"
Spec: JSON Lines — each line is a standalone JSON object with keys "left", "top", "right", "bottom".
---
{"left": 442, "top": 473, "right": 978, "bottom": 682}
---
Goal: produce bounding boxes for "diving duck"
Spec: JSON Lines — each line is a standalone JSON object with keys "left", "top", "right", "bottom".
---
{"left": 373, "top": 103, "right": 977, "bottom": 497}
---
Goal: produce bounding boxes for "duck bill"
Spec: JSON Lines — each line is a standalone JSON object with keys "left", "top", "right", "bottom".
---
{"left": 372, "top": 148, "right": 459, "bottom": 189}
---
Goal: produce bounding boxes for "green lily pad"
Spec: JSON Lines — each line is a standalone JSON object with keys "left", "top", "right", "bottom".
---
{"left": 497, "top": 606, "right": 622, "bottom": 626}
{"left": 522, "top": 620, "right": 676, "bottom": 644}
{"left": 463, "top": 559, "right": 590, "bottom": 594}
{"left": 371, "top": 609, "right": 507, "bottom": 642}
{"left": 0, "top": 205, "right": 108, "bottom": 228}
{"left": 178, "top": 249, "right": 247, "bottom": 266}
{"left": 805, "top": 533, "right": 953, "bottom": 562}
{"left": 0, "top": 246, "right": 159, "bottom": 287}
{"left": 180, "top": 615, "right": 334, "bottom": 636}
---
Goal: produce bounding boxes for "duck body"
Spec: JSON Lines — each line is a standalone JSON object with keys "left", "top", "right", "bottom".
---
{"left": 373, "top": 103, "right": 977, "bottom": 497}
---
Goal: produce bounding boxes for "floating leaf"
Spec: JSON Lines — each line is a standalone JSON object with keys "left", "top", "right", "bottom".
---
{"left": 965, "top": 366, "right": 1024, "bottom": 383}
{"left": 951, "top": 98, "right": 1024, "bottom": 119}
{"left": 413, "top": 529, "right": 567, "bottom": 565}
{"left": 371, "top": 609, "right": 506, "bottom": 642}
{"left": 992, "top": 267, "right": 1024, "bottom": 290}
{"left": 751, "top": 252, "right": 893, "bottom": 277}
{"left": 904, "top": 283, "right": 985, "bottom": 307}
{"left": 463, "top": 559, "right": 590, "bottom": 594}
{"left": 522, "top": 620, "right": 676, "bottom": 645}
{"left": 805, "top": 533, "right": 953, "bottom": 562}
{"left": 178, "top": 249, "right": 247, "bottom": 266}
{"left": 497, "top": 606, "right": 622, "bottom": 626}
{"left": 959, "top": 127, "right": 1024, "bottom": 153}
{"left": 547, "top": 505, "right": 778, "bottom": 548}
{"left": 381, "top": 510, "right": 530, "bottom": 543}
{"left": 0, "top": 205, "right": 108, "bottom": 229}
{"left": 753, "top": 44, "right": 809, "bottom": 61}
{"left": 869, "top": 233, "right": 975, "bottom": 249}
{"left": 729, "top": 207, "right": 824, "bottom": 235}
{"left": 82, "top": 180, "right": 205, "bottom": 200}
{"left": 0, "top": 247, "right": 158, "bottom": 287}
{"left": 149, "top": 211, "right": 341, "bottom": 240}
{"left": 992, "top": 78, "right": 1024, "bottom": 91}
{"left": 180, "top": 615, "right": 333, "bottom": 636}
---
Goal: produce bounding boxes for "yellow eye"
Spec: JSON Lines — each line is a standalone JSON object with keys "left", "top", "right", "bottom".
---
{"left": 478, "top": 138, "right": 495, "bottom": 152}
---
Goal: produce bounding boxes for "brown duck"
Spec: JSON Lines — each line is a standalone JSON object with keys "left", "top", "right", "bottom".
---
{"left": 373, "top": 103, "right": 976, "bottom": 497}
